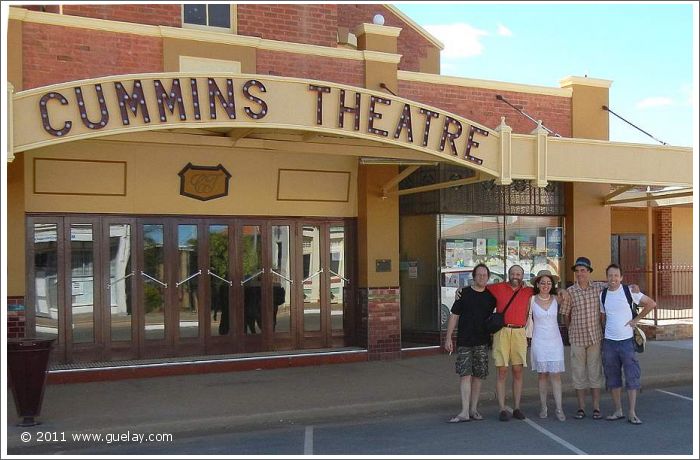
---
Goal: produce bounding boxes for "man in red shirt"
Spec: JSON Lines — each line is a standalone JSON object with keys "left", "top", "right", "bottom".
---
{"left": 487, "top": 265, "right": 533, "bottom": 421}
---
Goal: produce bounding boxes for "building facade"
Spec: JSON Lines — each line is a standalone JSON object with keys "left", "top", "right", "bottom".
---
{"left": 5, "top": 4, "right": 693, "bottom": 369}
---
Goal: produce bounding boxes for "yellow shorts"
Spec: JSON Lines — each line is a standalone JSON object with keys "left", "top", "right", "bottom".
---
{"left": 493, "top": 327, "right": 528, "bottom": 367}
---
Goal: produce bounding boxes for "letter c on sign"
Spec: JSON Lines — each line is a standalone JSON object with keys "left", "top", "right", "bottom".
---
{"left": 39, "top": 92, "right": 72, "bottom": 137}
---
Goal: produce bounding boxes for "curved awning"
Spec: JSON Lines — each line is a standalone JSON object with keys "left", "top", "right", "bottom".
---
{"left": 9, "top": 73, "right": 693, "bottom": 189}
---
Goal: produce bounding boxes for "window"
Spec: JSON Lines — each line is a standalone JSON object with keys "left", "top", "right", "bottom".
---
{"left": 183, "top": 4, "right": 236, "bottom": 33}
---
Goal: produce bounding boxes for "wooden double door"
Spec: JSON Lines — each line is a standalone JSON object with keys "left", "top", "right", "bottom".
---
{"left": 27, "top": 216, "right": 355, "bottom": 363}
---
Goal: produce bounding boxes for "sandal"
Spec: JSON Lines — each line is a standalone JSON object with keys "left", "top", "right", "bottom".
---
{"left": 574, "top": 409, "right": 586, "bottom": 419}
{"left": 447, "top": 415, "right": 470, "bottom": 423}
{"left": 606, "top": 410, "right": 625, "bottom": 421}
{"left": 539, "top": 406, "right": 548, "bottom": 419}
{"left": 592, "top": 409, "right": 603, "bottom": 420}
{"left": 469, "top": 410, "right": 483, "bottom": 421}
{"left": 628, "top": 415, "right": 643, "bottom": 425}
{"left": 555, "top": 409, "right": 566, "bottom": 422}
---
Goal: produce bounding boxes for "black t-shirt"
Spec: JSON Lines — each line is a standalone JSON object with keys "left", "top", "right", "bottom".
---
{"left": 450, "top": 286, "right": 496, "bottom": 347}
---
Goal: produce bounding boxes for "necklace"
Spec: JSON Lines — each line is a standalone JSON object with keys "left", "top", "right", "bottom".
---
{"left": 537, "top": 294, "right": 551, "bottom": 301}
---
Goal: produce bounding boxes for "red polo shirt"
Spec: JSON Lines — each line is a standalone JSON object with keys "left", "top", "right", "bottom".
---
{"left": 487, "top": 282, "right": 533, "bottom": 327}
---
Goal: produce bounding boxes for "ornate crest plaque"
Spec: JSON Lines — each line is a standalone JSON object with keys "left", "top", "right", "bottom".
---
{"left": 178, "top": 163, "right": 231, "bottom": 201}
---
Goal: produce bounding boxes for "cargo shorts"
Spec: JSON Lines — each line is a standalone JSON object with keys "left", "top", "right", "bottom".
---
{"left": 455, "top": 344, "right": 489, "bottom": 379}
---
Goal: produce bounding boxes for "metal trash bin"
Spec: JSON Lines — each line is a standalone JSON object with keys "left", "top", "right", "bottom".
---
{"left": 7, "top": 338, "right": 55, "bottom": 427}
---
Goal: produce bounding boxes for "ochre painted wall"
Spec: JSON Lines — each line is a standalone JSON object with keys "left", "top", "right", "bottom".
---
{"left": 357, "top": 164, "right": 400, "bottom": 288}
{"left": 399, "top": 214, "right": 437, "bottom": 330}
{"left": 7, "top": 156, "right": 26, "bottom": 296}
{"left": 22, "top": 140, "right": 358, "bottom": 217}
{"left": 611, "top": 208, "right": 648, "bottom": 234}
{"left": 565, "top": 183, "right": 612, "bottom": 282}
{"left": 672, "top": 207, "right": 693, "bottom": 266}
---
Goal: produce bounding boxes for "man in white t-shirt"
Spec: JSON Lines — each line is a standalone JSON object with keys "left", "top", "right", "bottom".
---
{"left": 599, "top": 264, "right": 657, "bottom": 425}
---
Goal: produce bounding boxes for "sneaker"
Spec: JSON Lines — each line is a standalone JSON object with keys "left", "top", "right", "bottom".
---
{"left": 499, "top": 410, "right": 511, "bottom": 421}
{"left": 512, "top": 408, "right": 526, "bottom": 420}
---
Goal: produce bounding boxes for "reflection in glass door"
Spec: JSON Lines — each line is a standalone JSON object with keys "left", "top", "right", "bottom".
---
{"left": 33, "top": 223, "right": 60, "bottom": 342}
{"left": 271, "top": 225, "right": 293, "bottom": 348}
{"left": 302, "top": 225, "right": 322, "bottom": 333}
{"left": 241, "top": 225, "right": 263, "bottom": 336}
{"left": 176, "top": 225, "right": 200, "bottom": 339}
{"left": 208, "top": 225, "right": 231, "bottom": 337}
{"left": 106, "top": 223, "right": 135, "bottom": 347}
{"left": 70, "top": 224, "right": 95, "bottom": 345}
{"left": 142, "top": 224, "right": 167, "bottom": 341}
{"left": 329, "top": 225, "right": 347, "bottom": 333}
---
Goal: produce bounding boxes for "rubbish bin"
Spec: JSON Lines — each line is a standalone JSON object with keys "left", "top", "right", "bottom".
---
{"left": 7, "top": 338, "right": 55, "bottom": 427}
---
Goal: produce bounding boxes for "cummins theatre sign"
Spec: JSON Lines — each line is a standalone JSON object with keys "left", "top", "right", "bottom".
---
{"left": 12, "top": 73, "right": 499, "bottom": 170}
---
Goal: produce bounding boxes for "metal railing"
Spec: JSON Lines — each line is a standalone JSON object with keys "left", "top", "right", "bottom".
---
{"left": 621, "top": 264, "right": 693, "bottom": 325}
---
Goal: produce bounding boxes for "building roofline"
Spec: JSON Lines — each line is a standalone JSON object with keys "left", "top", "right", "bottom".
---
{"left": 383, "top": 4, "right": 445, "bottom": 50}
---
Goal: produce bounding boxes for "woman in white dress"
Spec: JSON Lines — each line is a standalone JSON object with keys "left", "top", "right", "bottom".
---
{"left": 526, "top": 270, "right": 566, "bottom": 421}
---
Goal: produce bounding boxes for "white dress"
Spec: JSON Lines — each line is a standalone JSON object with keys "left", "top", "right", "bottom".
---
{"left": 529, "top": 296, "right": 565, "bottom": 373}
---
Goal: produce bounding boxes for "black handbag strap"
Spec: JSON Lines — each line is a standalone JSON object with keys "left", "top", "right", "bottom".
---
{"left": 501, "top": 287, "right": 522, "bottom": 315}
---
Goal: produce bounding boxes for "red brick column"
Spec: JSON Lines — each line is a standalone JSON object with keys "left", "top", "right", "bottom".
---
{"left": 360, "top": 287, "right": 401, "bottom": 360}
{"left": 656, "top": 208, "right": 673, "bottom": 296}
{"left": 7, "top": 297, "right": 26, "bottom": 339}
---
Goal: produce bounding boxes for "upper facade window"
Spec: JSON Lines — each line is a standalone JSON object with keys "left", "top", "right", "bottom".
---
{"left": 183, "top": 4, "right": 236, "bottom": 33}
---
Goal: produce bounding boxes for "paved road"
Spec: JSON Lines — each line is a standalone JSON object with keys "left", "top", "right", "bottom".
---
{"left": 13, "top": 384, "right": 693, "bottom": 456}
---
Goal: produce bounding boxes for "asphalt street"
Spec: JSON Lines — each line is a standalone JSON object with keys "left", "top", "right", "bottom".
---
{"left": 17, "top": 383, "right": 694, "bottom": 456}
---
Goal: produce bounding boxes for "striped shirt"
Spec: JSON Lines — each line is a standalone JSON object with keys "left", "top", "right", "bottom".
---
{"left": 560, "top": 281, "right": 607, "bottom": 347}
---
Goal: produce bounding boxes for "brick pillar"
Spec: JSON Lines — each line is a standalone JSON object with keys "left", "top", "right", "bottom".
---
{"left": 363, "top": 287, "right": 401, "bottom": 360}
{"left": 656, "top": 208, "right": 673, "bottom": 296}
{"left": 7, "top": 297, "right": 26, "bottom": 339}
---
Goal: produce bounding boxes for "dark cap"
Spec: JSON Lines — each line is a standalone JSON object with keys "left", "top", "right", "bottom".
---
{"left": 571, "top": 256, "right": 593, "bottom": 272}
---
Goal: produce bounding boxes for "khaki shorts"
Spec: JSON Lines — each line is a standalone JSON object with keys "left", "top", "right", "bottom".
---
{"left": 570, "top": 342, "right": 604, "bottom": 389}
{"left": 492, "top": 327, "right": 528, "bottom": 367}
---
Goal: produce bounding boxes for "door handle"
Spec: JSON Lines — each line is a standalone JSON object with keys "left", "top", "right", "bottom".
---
{"left": 241, "top": 268, "right": 265, "bottom": 286}
{"left": 271, "top": 269, "right": 293, "bottom": 284}
{"left": 176, "top": 269, "right": 202, "bottom": 287}
{"left": 106, "top": 271, "right": 135, "bottom": 289}
{"left": 328, "top": 269, "right": 350, "bottom": 285}
{"left": 207, "top": 269, "right": 232, "bottom": 286}
{"left": 141, "top": 271, "right": 168, "bottom": 288}
{"left": 303, "top": 268, "right": 323, "bottom": 283}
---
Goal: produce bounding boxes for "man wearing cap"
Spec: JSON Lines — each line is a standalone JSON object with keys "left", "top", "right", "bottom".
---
{"left": 559, "top": 256, "right": 638, "bottom": 420}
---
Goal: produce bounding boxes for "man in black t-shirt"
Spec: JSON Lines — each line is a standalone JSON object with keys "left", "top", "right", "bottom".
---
{"left": 444, "top": 263, "right": 497, "bottom": 423}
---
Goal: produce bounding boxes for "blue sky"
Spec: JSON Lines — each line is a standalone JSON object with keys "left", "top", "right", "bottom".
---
{"left": 395, "top": 2, "right": 697, "bottom": 147}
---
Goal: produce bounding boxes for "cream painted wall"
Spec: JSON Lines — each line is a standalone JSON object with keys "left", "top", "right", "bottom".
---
{"left": 7, "top": 156, "right": 26, "bottom": 296}
{"left": 24, "top": 140, "right": 358, "bottom": 217}
{"left": 357, "top": 164, "right": 400, "bottom": 288}
{"left": 672, "top": 207, "right": 693, "bottom": 266}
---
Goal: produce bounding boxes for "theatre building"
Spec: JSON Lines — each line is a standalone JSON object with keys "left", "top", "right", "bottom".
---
{"left": 5, "top": 4, "right": 693, "bottom": 377}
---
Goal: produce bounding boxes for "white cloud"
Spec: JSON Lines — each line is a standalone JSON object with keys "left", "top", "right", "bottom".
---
{"left": 635, "top": 97, "right": 673, "bottom": 109}
{"left": 497, "top": 23, "right": 512, "bottom": 37}
{"left": 423, "top": 23, "right": 489, "bottom": 58}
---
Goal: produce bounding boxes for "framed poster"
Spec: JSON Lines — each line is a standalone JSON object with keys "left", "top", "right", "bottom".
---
{"left": 476, "top": 238, "right": 486, "bottom": 255}
{"left": 546, "top": 227, "right": 563, "bottom": 257}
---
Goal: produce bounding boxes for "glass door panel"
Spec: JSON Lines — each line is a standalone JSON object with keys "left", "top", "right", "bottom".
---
{"left": 241, "top": 225, "right": 263, "bottom": 335}
{"left": 177, "top": 225, "right": 200, "bottom": 339}
{"left": 302, "top": 225, "right": 322, "bottom": 332}
{"left": 208, "top": 225, "right": 231, "bottom": 336}
{"left": 108, "top": 224, "right": 133, "bottom": 342}
{"left": 329, "top": 225, "right": 346, "bottom": 332}
{"left": 34, "top": 223, "right": 60, "bottom": 341}
{"left": 70, "top": 224, "right": 95, "bottom": 344}
{"left": 271, "top": 225, "right": 291, "bottom": 334}
{"left": 142, "top": 224, "right": 166, "bottom": 340}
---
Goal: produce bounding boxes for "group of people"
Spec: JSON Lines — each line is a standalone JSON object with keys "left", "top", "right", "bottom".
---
{"left": 444, "top": 256, "right": 657, "bottom": 425}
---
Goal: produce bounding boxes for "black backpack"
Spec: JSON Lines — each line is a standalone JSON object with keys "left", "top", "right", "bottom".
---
{"left": 601, "top": 285, "right": 645, "bottom": 353}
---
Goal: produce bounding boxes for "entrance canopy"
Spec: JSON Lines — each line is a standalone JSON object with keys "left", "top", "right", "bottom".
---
{"left": 9, "top": 73, "right": 693, "bottom": 189}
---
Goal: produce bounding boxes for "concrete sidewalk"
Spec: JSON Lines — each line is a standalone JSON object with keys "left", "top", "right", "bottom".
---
{"left": 6, "top": 340, "right": 693, "bottom": 452}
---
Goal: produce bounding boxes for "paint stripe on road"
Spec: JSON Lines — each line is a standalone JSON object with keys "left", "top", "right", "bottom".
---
{"left": 304, "top": 426, "right": 314, "bottom": 455}
{"left": 523, "top": 418, "right": 588, "bottom": 455}
{"left": 656, "top": 389, "right": 693, "bottom": 401}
